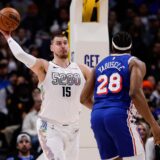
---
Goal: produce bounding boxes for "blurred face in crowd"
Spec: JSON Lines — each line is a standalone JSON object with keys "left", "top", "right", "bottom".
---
{"left": 32, "top": 88, "right": 41, "bottom": 97}
{"left": 59, "top": 8, "right": 69, "bottom": 22}
{"left": 50, "top": 35, "right": 69, "bottom": 59}
{"left": 153, "top": 42, "right": 160, "bottom": 55}
{"left": 33, "top": 93, "right": 42, "bottom": 112}
{"left": 133, "top": 16, "right": 142, "bottom": 27}
{"left": 9, "top": 73, "right": 18, "bottom": 86}
{"left": 17, "top": 136, "right": 31, "bottom": 156}
{"left": 147, "top": 76, "right": 156, "bottom": 88}
{"left": 139, "top": 4, "right": 148, "bottom": 16}
{"left": 18, "top": 28, "right": 26, "bottom": 40}
{"left": 0, "top": 59, "right": 8, "bottom": 77}
{"left": 17, "top": 76, "right": 27, "bottom": 85}
{"left": 137, "top": 123, "right": 149, "bottom": 144}
{"left": 0, "top": 35, "right": 8, "bottom": 48}
{"left": 143, "top": 87, "right": 152, "bottom": 99}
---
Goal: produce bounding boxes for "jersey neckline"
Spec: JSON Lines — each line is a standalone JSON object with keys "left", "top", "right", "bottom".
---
{"left": 50, "top": 61, "right": 71, "bottom": 69}
{"left": 110, "top": 53, "right": 131, "bottom": 56}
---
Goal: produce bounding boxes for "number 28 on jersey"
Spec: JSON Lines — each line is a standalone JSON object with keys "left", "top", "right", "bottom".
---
{"left": 96, "top": 73, "right": 122, "bottom": 95}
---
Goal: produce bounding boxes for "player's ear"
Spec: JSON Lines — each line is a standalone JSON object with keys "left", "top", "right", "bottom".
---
{"left": 50, "top": 44, "right": 54, "bottom": 52}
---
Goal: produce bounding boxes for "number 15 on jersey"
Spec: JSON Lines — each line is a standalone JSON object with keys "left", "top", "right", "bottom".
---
{"left": 62, "top": 86, "right": 71, "bottom": 97}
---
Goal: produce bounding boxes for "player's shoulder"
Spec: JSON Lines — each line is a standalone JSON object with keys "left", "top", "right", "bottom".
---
{"left": 129, "top": 57, "right": 145, "bottom": 68}
{"left": 129, "top": 57, "right": 146, "bottom": 76}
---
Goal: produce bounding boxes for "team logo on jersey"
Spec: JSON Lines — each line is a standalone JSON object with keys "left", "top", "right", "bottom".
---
{"left": 40, "top": 120, "right": 47, "bottom": 132}
{"left": 51, "top": 72, "right": 81, "bottom": 86}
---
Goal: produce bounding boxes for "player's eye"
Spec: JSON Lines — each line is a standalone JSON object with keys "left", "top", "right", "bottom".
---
{"left": 63, "top": 41, "right": 68, "bottom": 45}
{"left": 56, "top": 41, "right": 61, "bottom": 45}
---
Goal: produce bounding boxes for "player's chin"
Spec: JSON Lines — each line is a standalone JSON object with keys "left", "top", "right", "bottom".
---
{"left": 60, "top": 53, "right": 68, "bottom": 59}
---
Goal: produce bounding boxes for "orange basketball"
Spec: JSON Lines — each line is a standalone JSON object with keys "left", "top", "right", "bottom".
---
{"left": 0, "top": 7, "right": 20, "bottom": 32}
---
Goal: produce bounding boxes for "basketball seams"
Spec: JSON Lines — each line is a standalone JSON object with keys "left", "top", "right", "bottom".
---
{"left": 0, "top": 8, "right": 20, "bottom": 31}
{"left": 0, "top": 12, "right": 19, "bottom": 25}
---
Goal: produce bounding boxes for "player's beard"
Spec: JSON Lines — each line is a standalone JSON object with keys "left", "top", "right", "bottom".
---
{"left": 55, "top": 51, "right": 68, "bottom": 59}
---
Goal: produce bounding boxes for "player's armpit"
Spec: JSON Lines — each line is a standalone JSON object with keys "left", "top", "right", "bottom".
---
{"left": 78, "top": 63, "right": 91, "bottom": 81}
{"left": 80, "top": 68, "right": 95, "bottom": 109}
{"left": 31, "top": 59, "right": 49, "bottom": 83}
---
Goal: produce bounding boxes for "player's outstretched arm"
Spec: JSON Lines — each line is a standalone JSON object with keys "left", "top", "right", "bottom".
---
{"left": 129, "top": 58, "right": 160, "bottom": 145}
{"left": 0, "top": 29, "right": 47, "bottom": 79}
{"left": 80, "top": 67, "right": 95, "bottom": 109}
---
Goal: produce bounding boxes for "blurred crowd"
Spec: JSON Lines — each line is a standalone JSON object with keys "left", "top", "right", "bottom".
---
{"left": 0, "top": 0, "right": 159, "bottom": 160}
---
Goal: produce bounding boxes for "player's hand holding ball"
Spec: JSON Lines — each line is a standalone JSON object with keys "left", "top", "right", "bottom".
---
{"left": 0, "top": 7, "right": 20, "bottom": 32}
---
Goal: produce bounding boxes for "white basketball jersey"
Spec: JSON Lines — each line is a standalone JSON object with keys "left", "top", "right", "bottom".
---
{"left": 38, "top": 61, "right": 86, "bottom": 124}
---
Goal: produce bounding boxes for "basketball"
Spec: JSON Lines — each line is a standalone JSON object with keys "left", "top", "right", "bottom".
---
{"left": 0, "top": 7, "right": 20, "bottom": 32}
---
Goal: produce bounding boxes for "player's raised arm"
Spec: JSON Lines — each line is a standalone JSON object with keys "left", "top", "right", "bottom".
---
{"left": 0, "top": 29, "right": 47, "bottom": 79}
{"left": 80, "top": 67, "right": 95, "bottom": 109}
{"left": 129, "top": 58, "right": 160, "bottom": 145}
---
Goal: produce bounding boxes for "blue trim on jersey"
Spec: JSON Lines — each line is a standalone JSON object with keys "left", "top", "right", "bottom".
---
{"left": 93, "top": 54, "right": 132, "bottom": 110}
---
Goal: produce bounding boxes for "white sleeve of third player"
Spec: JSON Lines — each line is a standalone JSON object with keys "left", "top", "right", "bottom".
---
{"left": 7, "top": 37, "right": 37, "bottom": 68}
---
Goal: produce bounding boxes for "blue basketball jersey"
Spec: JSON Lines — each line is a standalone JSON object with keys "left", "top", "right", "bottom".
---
{"left": 93, "top": 54, "right": 133, "bottom": 110}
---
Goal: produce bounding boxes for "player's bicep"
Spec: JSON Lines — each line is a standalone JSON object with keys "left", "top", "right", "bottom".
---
{"left": 30, "top": 59, "right": 42, "bottom": 73}
{"left": 129, "top": 63, "right": 143, "bottom": 97}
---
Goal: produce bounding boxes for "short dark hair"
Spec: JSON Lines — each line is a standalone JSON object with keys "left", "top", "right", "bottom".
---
{"left": 51, "top": 30, "right": 68, "bottom": 43}
{"left": 112, "top": 31, "right": 132, "bottom": 53}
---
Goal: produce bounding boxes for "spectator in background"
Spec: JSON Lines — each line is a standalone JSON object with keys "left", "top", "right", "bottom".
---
{"left": 14, "top": 27, "right": 32, "bottom": 50}
{"left": 147, "top": 75, "right": 156, "bottom": 90}
{"left": 108, "top": 10, "right": 121, "bottom": 45}
{"left": 138, "top": 3, "right": 149, "bottom": 28}
{"left": 0, "top": 56, "right": 13, "bottom": 131}
{"left": 142, "top": 80, "right": 153, "bottom": 100}
{"left": 137, "top": 121, "right": 150, "bottom": 148}
{"left": 20, "top": 2, "right": 44, "bottom": 39}
{"left": 146, "top": 120, "right": 160, "bottom": 160}
{"left": 29, "top": 45, "right": 40, "bottom": 58}
{"left": 22, "top": 90, "right": 41, "bottom": 153}
{"left": 148, "top": 101, "right": 158, "bottom": 121}
{"left": 57, "top": 7, "right": 69, "bottom": 30}
{"left": 129, "top": 16, "right": 147, "bottom": 61}
{"left": 150, "top": 41, "right": 160, "bottom": 81}
{"left": 6, "top": 132, "right": 35, "bottom": 160}
{"left": 10, "top": 0, "right": 32, "bottom": 18}
{"left": 150, "top": 81, "right": 160, "bottom": 109}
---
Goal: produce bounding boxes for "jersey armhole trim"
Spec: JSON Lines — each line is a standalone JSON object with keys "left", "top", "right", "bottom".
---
{"left": 128, "top": 56, "right": 137, "bottom": 65}
{"left": 38, "top": 61, "right": 51, "bottom": 87}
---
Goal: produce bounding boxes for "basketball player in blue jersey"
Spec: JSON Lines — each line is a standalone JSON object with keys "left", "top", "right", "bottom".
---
{"left": 0, "top": 28, "right": 92, "bottom": 160}
{"left": 80, "top": 32, "right": 160, "bottom": 160}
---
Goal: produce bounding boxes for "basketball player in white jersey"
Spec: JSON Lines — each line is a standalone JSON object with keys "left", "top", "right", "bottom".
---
{"left": 0, "top": 29, "right": 92, "bottom": 160}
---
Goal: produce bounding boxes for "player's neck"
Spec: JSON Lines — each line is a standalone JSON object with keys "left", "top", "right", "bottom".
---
{"left": 52, "top": 58, "right": 70, "bottom": 68}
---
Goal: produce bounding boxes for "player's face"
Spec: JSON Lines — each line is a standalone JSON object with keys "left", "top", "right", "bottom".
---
{"left": 50, "top": 36, "right": 69, "bottom": 59}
